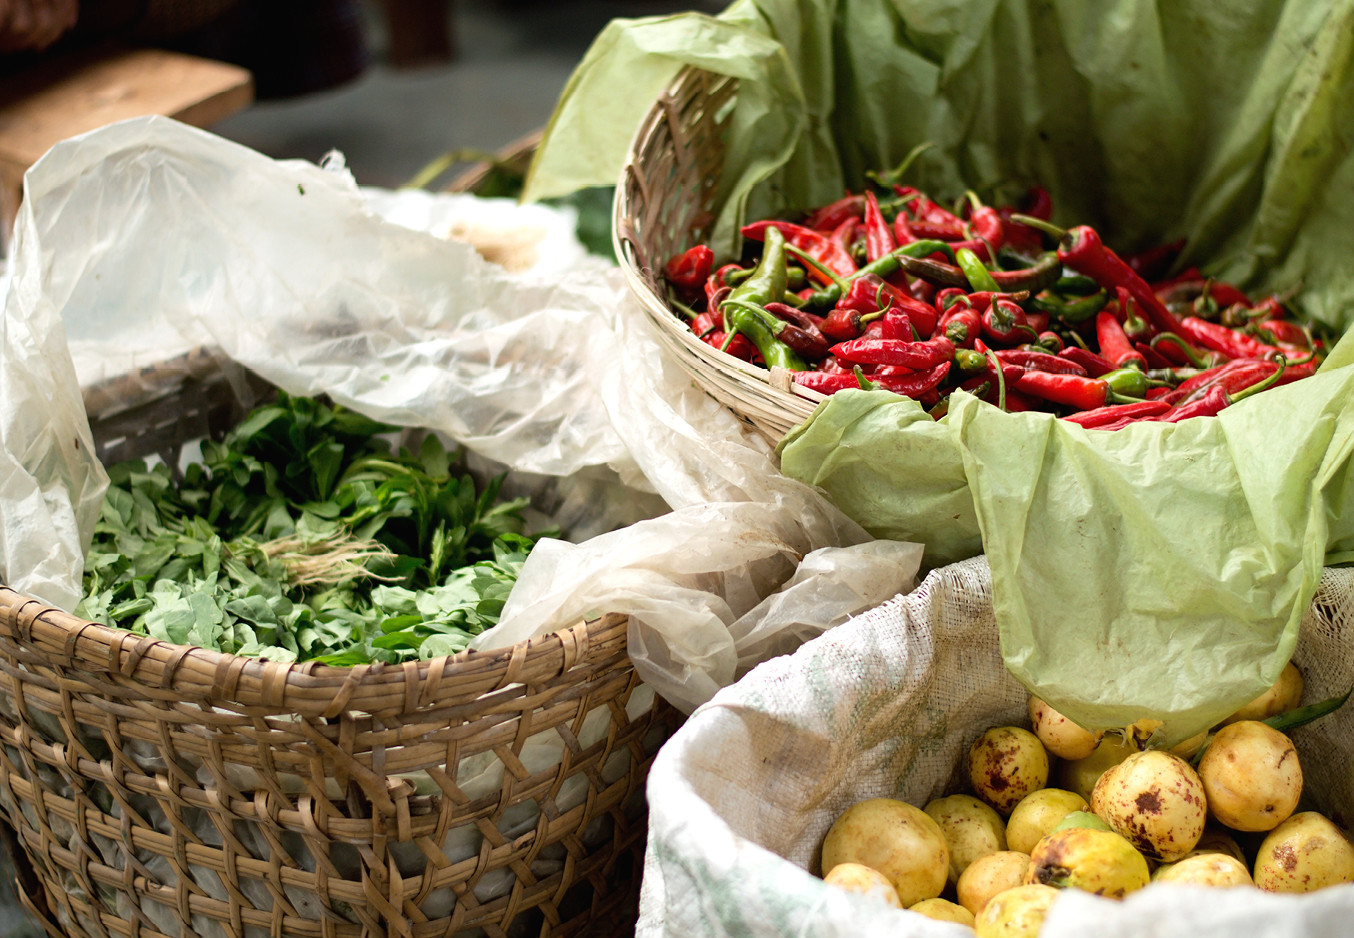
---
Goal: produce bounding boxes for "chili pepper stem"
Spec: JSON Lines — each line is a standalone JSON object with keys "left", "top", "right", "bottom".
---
{"left": 1009, "top": 213, "right": 1067, "bottom": 241}
{"left": 869, "top": 141, "right": 936, "bottom": 189}
{"left": 786, "top": 244, "right": 850, "bottom": 293}
{"left": 1229, "top": 355, "right": 1288, "bottom": 404}
{"left": 983, "top": 348, "right": 1007, "bottom": 412}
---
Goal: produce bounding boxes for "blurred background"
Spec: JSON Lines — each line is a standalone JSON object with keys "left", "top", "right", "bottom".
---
{"left": 215, "top": 0, "right": 727, "bottom": 189}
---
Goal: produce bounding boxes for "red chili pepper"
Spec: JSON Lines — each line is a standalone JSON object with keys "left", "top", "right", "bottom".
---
{"left": 792, "top": 371, "right": 866, "bottom": 394}
{"left": 742, "top": 220, "right": 857, "bottom": 285}
{"left": 820, "top": 305, "right": 886, "bottom": 342}
{"left": 1017, "top": 217, "right": 1185, "bottom": 336}
{"left": 957, "top": 191, "right": 1006, "bottom": 259}
{"left": 804, "top": 193, "right": 866, "bottom": 231}
{"left": 940, "top": 306, "right": 982, "bottom": 348}
{"left": 1177, "top": 316, "right": 1282, "bottom": 360}
{"left": 981, "top": 299, "right": 1038, "bottom": 346}
{"left": 1133, "top": 342, "right": 1175, "bottom": 370}
{"left": 871, "top": 361, "right": 952, "bottom": 398}
{"left": 862, "top": 308, "right": 913, "bottom": 341}
{"left": 894, "top": 186, "right": 966, "bottom": 230}
{"left": 706, "top": 266, "right": 742, "bottom": 306}
{"left": 1033, "top": 331, "right": 1064, "bottom": 354}
{"left": 1095, "top": 311, "right": 1147, "bottom": 370}
{"left": 863, "top": 191, "right": 896, "bottom": 264}
{"left": 665, "top": 244, "right": 715, "bottom": 299}
{"left": 1014, "top": 368, "right": 1147, "bottom": 410}
{"left": 829, "top": 217, "right": 861, "bottom": 262}
{"left": 994, "top": 349, "right": 1088, "bottom": 376}
{"left": 1058, "top": 347, "right": 1116, "bottom": 378}
{"left": 1064, "top": 399, "right": 1173, "bottom": 429}
{"left": 1148, "top": 387, "right": 1188, "bottom": 404}
{"left": 1254, "top": 318, "right": 1310, "bottom": 348}
{"left": 1155, "top": 359, "right": 1289, "bottom": 422}
{"left": 764, "top": 301, "right": 826, "bottom": 333}
{"left": 691, "top": 311, "right": 756, "bottom": 361}
{"left": 762, "top": 302, "right": 833, "bottom": 361}
{"left": 831, "top": 335, "right": 955, "bottom": 369}
{"left": 1173, "top": 359, "right": 1267, "bottom": 399}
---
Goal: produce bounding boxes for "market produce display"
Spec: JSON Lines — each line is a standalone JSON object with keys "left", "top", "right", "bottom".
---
{"left": 816, "top": 664, "right": 1353, "bottom": 935}
{"left": 75, "top": 392, "right": 549, "bottom": 664}
{"left": 663, "top": 159, "right": 1324, "bottom": 428}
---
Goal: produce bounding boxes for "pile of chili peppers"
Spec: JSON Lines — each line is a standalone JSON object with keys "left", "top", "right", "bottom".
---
{"left": 662, "top": 165, "right": 1323, "bottom": 429}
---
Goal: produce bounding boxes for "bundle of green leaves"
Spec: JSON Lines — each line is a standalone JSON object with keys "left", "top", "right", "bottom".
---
{"left": 75, "top": 393, "right": 551, "bottom": 665}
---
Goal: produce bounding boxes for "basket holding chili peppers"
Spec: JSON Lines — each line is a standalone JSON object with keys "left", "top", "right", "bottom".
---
{"left": 662, "top": 154, "right": 1324, "bottom": 430}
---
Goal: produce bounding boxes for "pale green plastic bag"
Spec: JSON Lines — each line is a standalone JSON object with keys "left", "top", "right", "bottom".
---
{"left": 525, "top": 0, "right": 1354, "bottom": 740}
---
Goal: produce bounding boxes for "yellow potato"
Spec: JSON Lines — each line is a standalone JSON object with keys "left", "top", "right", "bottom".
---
{"left": 1221, "top": 662, "right": 1303, "bottom": 725}
{"left": 1029, "top": 696, "right": 1102, "bottom": 760}
{"left": 1055, "top": 733, "right": 1138, "bottom": 803}
{"left": 822, "top": 861, "right": 902, "bottom": 907}
{"left": 957, "top": 851, "right": 1032, "bottom": 917}
{"left": 974, "top": 884, "right": 1060, "bottom": 938}
{"left": 1152, "top": 852, "right": 1254, "bottom": 888}
{"left": 910, "top": 897, "right": 975, "bottom": 926}
{"left": 1198, "top": 721, "right": 1301, "bottom": 832}
{"left": 821, "top": 798, "right": 948, "bottom": 907}
{"left": 924, "top": 793, "right": 1008, "bottom": 886}
{"left": 1006, "top": 788, "right": 1089, "bottom": 855}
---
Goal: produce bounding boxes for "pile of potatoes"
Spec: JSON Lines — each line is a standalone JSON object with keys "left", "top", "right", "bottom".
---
{"left": 817, "top": 663, "right": 1354, "bottom": 936}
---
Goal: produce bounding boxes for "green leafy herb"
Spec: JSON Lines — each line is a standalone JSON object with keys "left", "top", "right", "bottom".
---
{"left": 76, "top": 392, "right": 552, "bottom": 664}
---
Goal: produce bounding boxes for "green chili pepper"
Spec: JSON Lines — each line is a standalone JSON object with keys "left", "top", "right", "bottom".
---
{"left": 724, "top": 304, "right": 808, "bottom": 371}
{"left": 725, "top": 225, "right": 789, "bottom": 309}
{"left": 1101, "top": 367, "right": 1149, "bottom": 400}
{"left": 719, "top": 227, "right": 807, "bottom": 370}
{"left": 1032, "top": 289, "right": 1109, "bottom": 326}
{"left": 956, "top": 247, "right": 1001, "bottom": 293}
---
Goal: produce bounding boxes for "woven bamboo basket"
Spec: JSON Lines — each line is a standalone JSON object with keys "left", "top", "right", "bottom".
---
{"left": 0, "top": 348, "right": 681, "bottom": 938}
{"left": 614, "top": 66, "right": 824, "bottom": 442}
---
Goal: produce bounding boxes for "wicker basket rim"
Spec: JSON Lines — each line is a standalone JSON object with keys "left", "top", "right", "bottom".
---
{"left": 611, "top": 64, "right": 826, "bottom": 441}
{"left": 0, "top": 587, "right": 628, "bottom": 716}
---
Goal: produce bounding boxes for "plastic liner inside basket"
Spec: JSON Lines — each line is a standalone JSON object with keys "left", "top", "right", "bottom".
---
{"left": 0, "top": 115, "right": 923, "bottom": 710}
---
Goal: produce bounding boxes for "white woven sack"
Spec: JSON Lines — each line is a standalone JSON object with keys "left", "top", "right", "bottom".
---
{"left": 639, "top": 556, "right": 1354, "bottom": 938}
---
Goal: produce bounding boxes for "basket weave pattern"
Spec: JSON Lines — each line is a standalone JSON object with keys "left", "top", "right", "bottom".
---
{"left": 615, "top": 66, "right": 822, "bottom": 441}
{"left": 0, "top": 354, "right": 679, "bottom": 938}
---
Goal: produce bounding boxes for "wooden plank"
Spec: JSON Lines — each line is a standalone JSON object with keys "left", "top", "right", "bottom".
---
{"left": 0, "top": 45, "right": 253, "bottom": 173}
{"left": 0, "top": 44, "right": 253, "bottom": 250}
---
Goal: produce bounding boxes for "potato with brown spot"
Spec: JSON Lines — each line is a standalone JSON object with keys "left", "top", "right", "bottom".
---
{"left": 1028, "top": 695, "right": 1102, "bottom": 760}
{"left": 1025, "top": 826, "right": 1150, "bottom": 898}
{"left": 1253, "top": 811, "right": 1354, "bottom": 893}
{"left": 820, "top": 798, "right": 949, "bottom": 907}
{"left": 924, "top": 793, "right": 1007, "bottom": 887}
{"left": 967, "top": 726, "right": 1050, "bottom": 816}
{"left": 1198, "top": 720, "right": 1301, "bottom": 832}
{"left": 1090, "top": 749, "right": 1205, "bottom": 862}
